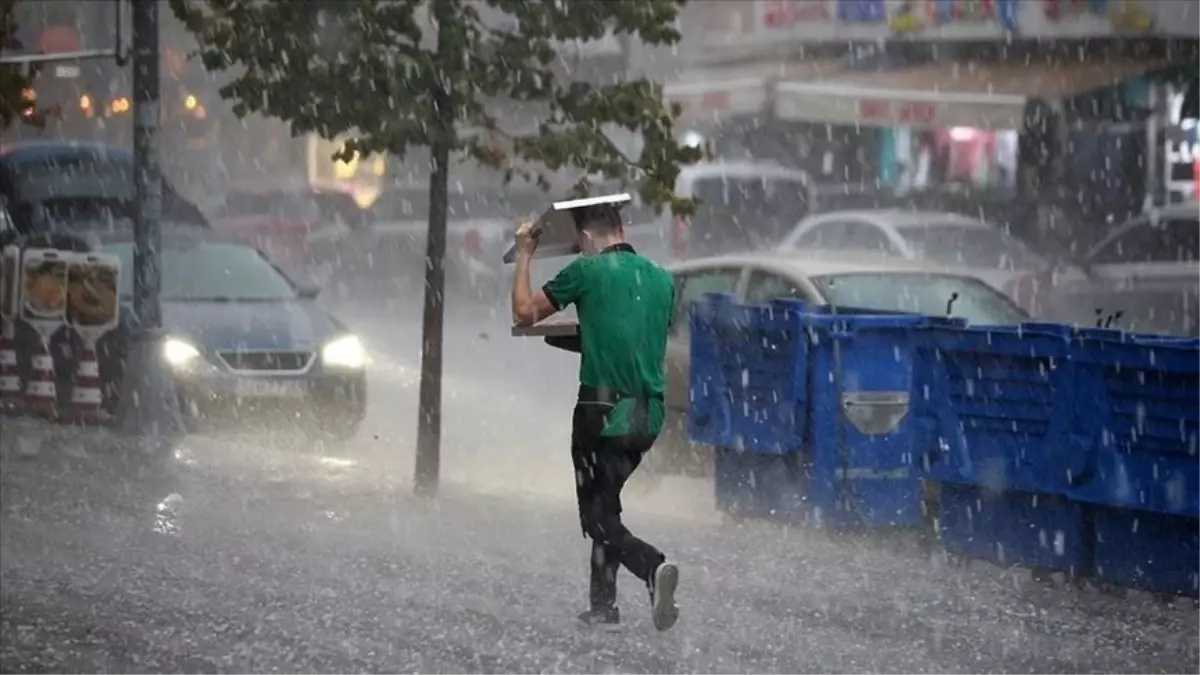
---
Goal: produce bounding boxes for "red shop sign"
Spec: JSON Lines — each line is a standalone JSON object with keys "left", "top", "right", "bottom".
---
{"left": 859, "top": 99, "right": 936, "bottom": 124}
{"left": 700, "top": 90, "right": 730, "bottom": 111}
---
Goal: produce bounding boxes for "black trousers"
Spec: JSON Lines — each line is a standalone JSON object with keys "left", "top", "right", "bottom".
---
{"left": 571, "top": 400, "right": 665, "bottom": 611}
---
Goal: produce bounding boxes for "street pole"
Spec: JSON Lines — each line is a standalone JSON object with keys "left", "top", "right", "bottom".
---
{"left": 116, "top": 0, "right": 184, "bottom": 445}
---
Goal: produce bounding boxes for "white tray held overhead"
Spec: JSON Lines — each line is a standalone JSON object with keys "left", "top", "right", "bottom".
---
{"left": 501, "top": 193, "right": 632, "bottom": 264}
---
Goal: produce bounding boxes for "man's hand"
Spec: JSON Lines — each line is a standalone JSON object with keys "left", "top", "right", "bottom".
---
{"left": 515, "top": 217, "right": 540, "bottom": 258}
{"left": 511, "top": 216, "right": 558, "bottom": 327}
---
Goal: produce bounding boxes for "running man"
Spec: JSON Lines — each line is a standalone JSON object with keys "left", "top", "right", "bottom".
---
{"left": 510, "top": 202, "right": 680, "bottom": 632}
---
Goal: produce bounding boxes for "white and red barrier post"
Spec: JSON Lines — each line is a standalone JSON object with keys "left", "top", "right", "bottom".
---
{"left": 19, "top": 248, "right": 70, "bottom": 419}
{"left": 0, "top": 245, "right": 21, "bottom": 412}
{"left": 66, "top": 253, "right": 121, "bottom": 425}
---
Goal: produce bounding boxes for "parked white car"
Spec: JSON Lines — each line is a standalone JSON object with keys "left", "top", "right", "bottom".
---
{"left": 777, "top": 209, "right": 1049, "bottom": 296}
{"left": 1033, "top": 203, "right": 1199, "bottom": 336}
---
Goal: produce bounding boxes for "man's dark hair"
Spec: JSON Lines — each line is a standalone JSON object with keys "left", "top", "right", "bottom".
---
{"left": 571, "top": 203, "right": 623, "bottom": 235}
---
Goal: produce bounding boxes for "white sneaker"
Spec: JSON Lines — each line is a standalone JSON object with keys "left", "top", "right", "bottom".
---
{"left": 650, "top": 561, "right": 680, "bottom": 632}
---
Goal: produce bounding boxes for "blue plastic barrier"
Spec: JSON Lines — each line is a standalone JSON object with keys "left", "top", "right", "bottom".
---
{"left": 938, "top": 482, "right": 1091, "bottom": 576}
{"left": 1069, "top": 328, "right": 1200, "bottom": 518}
{"left": 1092, "top": 507, "right": 1199, "bottom": 596}
{"left": 687, "top": 293, "right": 733, "bottom": 447}
{"left": 803, "top": 309, "right": 935, "bottom": 528}
{"left": 687, "top": 293, "right": 808, "bottom": 454}
{"left": 915, "top": 322, "right": 1083, "bottom": 496}
{"left": 692, "top": 295, "right": 951, "bottom": 528}
{"left": 692, "top": 293, "right": 1200, "bottom": 585}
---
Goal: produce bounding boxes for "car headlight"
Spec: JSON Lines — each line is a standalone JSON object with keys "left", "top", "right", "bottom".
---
{"left": 163, "top": 338, "right": 201, "bottom": 368}
{"left": 322, "top": 335, "right": 366, "bottom": 369}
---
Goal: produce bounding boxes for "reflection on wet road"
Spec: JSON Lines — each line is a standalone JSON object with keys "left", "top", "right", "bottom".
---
{"left": 1, "top": 297, "right": 1197, "bottom": 673}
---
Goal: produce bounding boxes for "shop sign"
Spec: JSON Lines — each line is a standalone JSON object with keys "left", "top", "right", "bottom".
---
{"left": 1109, "top": 0, "right": 1154, "bottom": 31}
{"left": 1042, "top": 0, "right": 1153, "bottom": 31}
{"left": 35, "top": 25, "right": 80, "bottom": 55}
{"left": 760, "top": 0, "right": 833, "bottom": 28}
{"left": 1166, "top": 132, "right": 1197, "bottom": 166}
{"left": 859, "top": 99, "right": 937, "bottom": 124}
{"left": 738, "top": 0, "right": 1169, "bottom": 48}
{"left": 1166, "top": 140, "right": 1196, "bottom": 166}
{"left": 837, "top": 0, "right": 888, "bottom": 23}
{"left": 889, "top": 0, "right": 1018, "bottom": 34}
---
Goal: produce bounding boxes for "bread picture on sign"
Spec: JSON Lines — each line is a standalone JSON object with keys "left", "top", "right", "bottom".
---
{"left": 23, "top": 259, "right": 68, "bottom": 319}
{"left": 67, "top": 261, "right": 119, "bottom": 328}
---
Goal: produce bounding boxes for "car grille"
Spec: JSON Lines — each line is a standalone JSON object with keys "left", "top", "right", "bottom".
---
{"left": 217, "top": 350, "right": 314, "bottom": 372}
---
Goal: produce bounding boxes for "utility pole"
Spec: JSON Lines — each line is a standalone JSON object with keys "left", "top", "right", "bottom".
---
{"left": 116, "top": 0, "right": 184, "bottom": 444}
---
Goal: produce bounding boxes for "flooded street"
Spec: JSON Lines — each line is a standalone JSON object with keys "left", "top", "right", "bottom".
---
{"left": 2, "top": 295, "right": 1196, "bottom": 674}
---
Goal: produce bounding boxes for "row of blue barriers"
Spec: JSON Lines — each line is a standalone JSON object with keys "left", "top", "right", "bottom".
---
{"left": 688, "top": 293, "right": 1199, "bottom": 595}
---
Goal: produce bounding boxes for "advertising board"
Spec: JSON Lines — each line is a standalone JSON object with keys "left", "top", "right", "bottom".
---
{"left": 693, "top": 0, "right": 1187, "bottom": 59}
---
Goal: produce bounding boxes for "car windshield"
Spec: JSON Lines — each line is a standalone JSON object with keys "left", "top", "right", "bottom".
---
{"left": 898, "top": 222, "right": 1046, "bottom": 270}
{"left": 104, "top": 241, "right": 298, "bottom": 301}
{"left": 811, "top": 272, "right": 1028, "bottom": 326}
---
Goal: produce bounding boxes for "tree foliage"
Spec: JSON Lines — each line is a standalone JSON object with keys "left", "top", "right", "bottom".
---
{"left": 168, "top": 0, "right": 702, "bottom": 212}
{"left": 0, "top": 0, "right": 43, "bottom": 130}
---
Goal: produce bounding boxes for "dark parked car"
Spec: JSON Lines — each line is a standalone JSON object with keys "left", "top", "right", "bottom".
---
{"left": 0, "top": 140, "right": 208, "bottom": 244}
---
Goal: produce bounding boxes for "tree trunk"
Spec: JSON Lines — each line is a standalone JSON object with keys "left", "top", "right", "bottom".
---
{"left": 413, "top": 88, "right": 452, "bottom": 497}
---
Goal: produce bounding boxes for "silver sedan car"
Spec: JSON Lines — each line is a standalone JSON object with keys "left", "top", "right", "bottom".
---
{"left": 777, "top": 209, "right": 1049, "bottom": 297}
{"left": 1034, "top": 202, "right": 1199, "bottom": 336}
{"left": 641, "top": 252, "right": 1029, "bottom": 484}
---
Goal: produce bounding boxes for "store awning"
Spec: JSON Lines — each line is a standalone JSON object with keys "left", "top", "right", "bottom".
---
{"left": 664, "top": 60, "right": 842, "bottom": 124}
{"left": 773, "top": 59, "right": 1170, "bottom": 130}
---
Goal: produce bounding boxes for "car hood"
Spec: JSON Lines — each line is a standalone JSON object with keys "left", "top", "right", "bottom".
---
{"left": 161, "top": 299, "right": 342, "bottom": 351}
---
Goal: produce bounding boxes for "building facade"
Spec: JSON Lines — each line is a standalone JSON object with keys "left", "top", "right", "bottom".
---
{"left": 652, "top": 0, "right": 1199, "bottom": 238}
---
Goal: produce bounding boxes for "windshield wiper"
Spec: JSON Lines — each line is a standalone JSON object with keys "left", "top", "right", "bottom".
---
{"left": 945, "top": 292, "right": 959, "bottom": 316}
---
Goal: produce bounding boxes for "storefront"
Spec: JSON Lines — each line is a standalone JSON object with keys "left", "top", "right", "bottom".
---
{"left": 771, "top": 58, "right": 1169, "bottom": 194}
{"left": 663, "top": 55, "right": 1173, "bottom": 195}
{"left": 663, "top": 59, "right": 884, "bottom": 183}
{"left": 1163, "top": 86, "right": 1199, "bottom": 204}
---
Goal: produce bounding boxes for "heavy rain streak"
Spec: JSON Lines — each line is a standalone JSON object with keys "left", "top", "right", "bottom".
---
{"left": 1, "top": 0, "right": 1198, "bottom": 672}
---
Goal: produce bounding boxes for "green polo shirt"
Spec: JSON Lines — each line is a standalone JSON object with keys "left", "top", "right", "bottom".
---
{"left": 542, "top": 244, "right": 675, "bottom": 437}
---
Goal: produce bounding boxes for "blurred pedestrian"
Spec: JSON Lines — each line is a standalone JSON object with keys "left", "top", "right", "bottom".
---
{"left": 510, "top": 202, "right": 680, "bottom": 632}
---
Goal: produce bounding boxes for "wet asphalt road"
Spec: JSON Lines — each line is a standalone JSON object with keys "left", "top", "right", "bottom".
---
{"left": 2, "top": 293, "right": 1198, "bottom": 673}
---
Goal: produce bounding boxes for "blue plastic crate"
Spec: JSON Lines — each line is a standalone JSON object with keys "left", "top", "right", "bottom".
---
{"left": 915, "top": 323, "right": 1085, "bottom": 497}
{"left": 938, "top": 482, "right": 1091, "bottom": 576}
{"left": 688, "top": 294, "right": 734, "bottom": 446}
{"left": 688, "top": 295, "right": 808, "bottom": 455}
{"left": 1070, "top": 329, "right": 1200, "bottom": 518}
{"left": 803, "top": 311, "right": 934, "bottom": 528}
{"left": 1092, "top": 507, "right": 1199, "bottom": 596}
